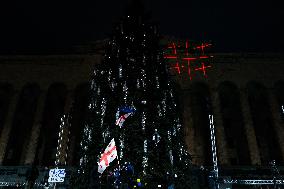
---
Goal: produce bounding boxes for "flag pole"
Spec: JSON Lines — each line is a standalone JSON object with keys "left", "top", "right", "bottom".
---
{"left": 106, "top": 169, "right": 109, "bottom": 188}
{"left": 116, "top": 137, "right": 121, "bottom": 188}
{"left": 99, "top": 174, "right": 102, "bottom": 189}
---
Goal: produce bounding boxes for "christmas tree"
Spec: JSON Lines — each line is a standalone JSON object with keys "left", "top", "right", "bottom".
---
{"left": 73, "top": 1, "right": 191, "bottom": 188}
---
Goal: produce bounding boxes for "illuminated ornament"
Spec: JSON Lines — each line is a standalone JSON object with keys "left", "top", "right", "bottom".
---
{"left": 119, "top": 64, "right": 123, "bottom": 78}
{"left": 152, "top": 129, "right": 161, "bottom": 146}
{"left": 164, "top": 40, "right": 213, "bottom": 79}
{"left": 136, "top": 78, "right": 141, "bottom": 88}
{"left": 194, "top": 42, "right": 212, "bottom": 54}
{"left": 194, "top": 62, "right": 212, "bottom": 77}
{"left": 137, "top": 178, "right": 142, "bottom": 187}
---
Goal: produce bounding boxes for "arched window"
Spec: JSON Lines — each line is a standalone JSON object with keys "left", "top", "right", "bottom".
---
{"left": 247, "top": 82, "right": 282, "bottom": 165}
{"left": 36, "top": 83, "right": 67, "bottom": 166}
{"left": 218, "top": 81, "right": 250, "bottom": 165}
{"left": 0, "top": 83, "right": 13, "bottom": 135}
{"left": 3, "top": 84, "right": 40, "bottom": 165}
{"left": 189, "top": 82, "right": 212, "bottom": 165}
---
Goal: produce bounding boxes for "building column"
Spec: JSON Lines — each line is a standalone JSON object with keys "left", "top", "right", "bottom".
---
{"left": 0, "top": 90, "right": 20, "bottom": 165}
{"left": 240, "top": 88, "right": 261, "bottom": 165}
{"left": 56, "top": 90, "right": 74, "bottom": 165}
{"left": 268, "top": 90, "right": 284, "bottom": 161}
{"left": 24, "top": 90, "right": 47, "bottom": 165}
{"left": 182, "top": 90, "right": 197, "bottom": 164}
{"left": 210, "top": 87, "right": 230, "bottom": 165}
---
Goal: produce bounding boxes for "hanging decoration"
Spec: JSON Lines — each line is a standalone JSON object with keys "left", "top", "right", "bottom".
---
{"left": 152, "top": 129, "right": 161, "bottom": 146}
{"left": 164, "top": 40, "right": 213, "bottom": 79}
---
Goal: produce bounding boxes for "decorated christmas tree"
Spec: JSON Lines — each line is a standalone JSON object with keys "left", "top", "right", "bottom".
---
{"left": 73, "top": 1, "right": 191, "bottom": 188}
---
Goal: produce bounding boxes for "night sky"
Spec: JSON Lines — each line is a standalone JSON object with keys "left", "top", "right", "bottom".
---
{"left": 0, "top": 1, "right": 283, "bottom": 54}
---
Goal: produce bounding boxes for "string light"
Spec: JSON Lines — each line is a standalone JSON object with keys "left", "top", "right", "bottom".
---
{"left": 119, "top": 64, "right": 123, "bottom": 78}
{"left": 152, "top": 129, "right": 161, "bottom": 146}
{"left": 142, "top": 139, "right": 148, "bottom": 175}
{"left": 157, "top": 104, "right": 162, "bottom": 117}
{"left": 119, "top": 133, "right": 125, "bottom": 160}
{"left": 123, "top": 81, "right": 128, "bottom": 104}
{"left": 209, "top": 114, "right": 219, "bottom": 183}
{"left": 161, "top": 92, "right": 167, "bottom": 115}
{"left": 55, "top": 114, "right": 70, "bottom": 166}
{"left": 136, "top": 78, "right": 140, "bottom": 89}
{"left": 155, "top": 76, "right": 160, "bottom": 88}
{"left": 142, "top": 112, "right": 146, "bottom": 131}
{"left": 141, "top": 69, "right": 146, "bottom": 90}
{"left": 100, "top": 98, "right": 107, "bottom": 127}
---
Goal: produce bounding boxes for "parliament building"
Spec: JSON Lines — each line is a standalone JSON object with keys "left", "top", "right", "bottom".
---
{"left": 0, "top": 39, "right": 284, "bottom": 188}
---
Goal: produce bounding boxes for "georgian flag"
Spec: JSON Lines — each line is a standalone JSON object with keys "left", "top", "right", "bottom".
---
{"left": 98, "top": 138, "right": 117, "bottom": 174}
{"left": 115, "top": 113, "right": 132, "bottom": 128}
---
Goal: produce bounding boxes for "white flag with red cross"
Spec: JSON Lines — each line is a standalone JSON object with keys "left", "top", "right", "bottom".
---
{"left": 98, "top": 138, "right": 117, "bottom": 174}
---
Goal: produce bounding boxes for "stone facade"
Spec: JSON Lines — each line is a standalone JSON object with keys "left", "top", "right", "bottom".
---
{"left": 0, "top": 50, "right": 284, "bottom": 167}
